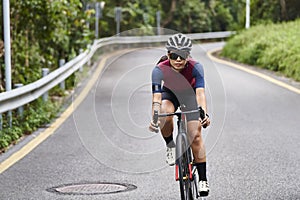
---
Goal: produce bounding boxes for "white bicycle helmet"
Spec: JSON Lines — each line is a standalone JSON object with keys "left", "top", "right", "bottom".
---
{"left": 166, "top": 33, "right": 192, "bottom": 53}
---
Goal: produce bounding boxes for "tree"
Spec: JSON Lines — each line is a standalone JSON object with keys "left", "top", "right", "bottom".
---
{"left": 284, "top": 0, "right": 300, "bottom": 21}
{"left": 250, "top": 0, "right": 300, "bottom": 24}
{"left": 0, "top": 0, "right": 92, "bottom": 87}
{"left": 161, "top": 0, "right": 211, "bottom": 33}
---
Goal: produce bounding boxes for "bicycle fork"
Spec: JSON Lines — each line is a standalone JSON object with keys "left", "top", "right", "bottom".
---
{"left": 175, "top": 162, "right": 193, "bottom": 181}
{"left": 175, "top": 117, "right": 193, "bottom": 182}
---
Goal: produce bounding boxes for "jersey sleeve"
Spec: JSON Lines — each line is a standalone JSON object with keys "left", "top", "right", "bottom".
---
{"left": 192, "top": 62, "right": 205, "bottom": 88}
{"left": 151, "top": 66, "right": 163, "bottom": 93}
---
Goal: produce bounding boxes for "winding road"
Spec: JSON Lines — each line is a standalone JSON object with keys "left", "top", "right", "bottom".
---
{"left": 0, "top": 42, "right": 299, "bottom": 200}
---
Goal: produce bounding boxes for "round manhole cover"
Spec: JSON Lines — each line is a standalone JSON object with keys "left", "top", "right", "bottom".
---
{"left": 47, "top": 182, "right": 137, "bottom": 195}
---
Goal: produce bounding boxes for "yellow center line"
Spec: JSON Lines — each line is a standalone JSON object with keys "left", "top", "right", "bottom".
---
{"left": 0, "top": 53, "right": 111, "bottom": 174}
{"left": 207, "top": 47, "right": 300, "bottom": 95}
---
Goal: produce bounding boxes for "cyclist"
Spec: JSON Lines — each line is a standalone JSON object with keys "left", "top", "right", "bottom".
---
{"left": 149, "top": 33, "right": 210, "bottom": 196}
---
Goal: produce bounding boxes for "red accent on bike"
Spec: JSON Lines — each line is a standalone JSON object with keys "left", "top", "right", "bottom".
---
{"left": 175, "top": 165, "right": 179, "bottom": 181}
{"left": 188, "top": 163, "right": 193, "bottom": 180}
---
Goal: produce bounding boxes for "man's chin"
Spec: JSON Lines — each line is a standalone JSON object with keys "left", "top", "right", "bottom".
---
{"left": 172, "top": 66, "right": 185, "bottom": 71}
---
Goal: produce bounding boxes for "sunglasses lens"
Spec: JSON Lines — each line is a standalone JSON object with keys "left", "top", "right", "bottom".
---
{"left": 170, "top": 53, "right": 186, "bottom": 60}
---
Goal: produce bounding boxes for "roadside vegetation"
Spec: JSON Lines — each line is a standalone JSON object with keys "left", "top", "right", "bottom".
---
{"left": 221, "top": 19, "right": 300, "bottom": 81}
{"left": 0, "top": 99, "right": 60, "bottom": 152}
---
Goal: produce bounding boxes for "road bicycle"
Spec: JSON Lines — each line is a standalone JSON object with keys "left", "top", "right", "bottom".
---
{"left": 153, "top": 106, "right": 206, "bottom": 200}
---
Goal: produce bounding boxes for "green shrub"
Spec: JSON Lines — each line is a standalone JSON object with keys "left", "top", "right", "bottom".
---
{"left": 0, "top": 126, "right": 23, "bottom": 149}
{"left": 0, "top": 132, "right": 11, "bottom": 150}
{"left": 0, "top": 98, "right": 61, "bottom": 151}
{"left": 221, "top": 19, "right": 300, "bottom": 81}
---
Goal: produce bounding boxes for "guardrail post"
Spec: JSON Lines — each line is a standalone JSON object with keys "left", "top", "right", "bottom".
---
{"left": 156, "top": 11, "right": 161, "bottom": 35}
{"left": 87, "top": 44, "right": 92, "bottom": 67}
{"left": 42, "top": 68, "right": 49, "bottom": 101}
{"left": 14, "top": 83, "right": 24, "bottom": 118}
{"left": 59, "top": 59, "right": 66, "bottom": 90}
{"left": 115, "top": 7, "right": 122, "bottom": 36}
{"left": 79, "top": 49, "right": 84, "bottom": 72}
{"left": 8, "top": 111, "right": 12, "bottom": 128}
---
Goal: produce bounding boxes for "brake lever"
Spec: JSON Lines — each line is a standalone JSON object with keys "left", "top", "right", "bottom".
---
{"left": 153, "top": 110, "right": 159, "bottom": 125}
{"left": 198, "top": 106, "right": 207, "bottom": 128}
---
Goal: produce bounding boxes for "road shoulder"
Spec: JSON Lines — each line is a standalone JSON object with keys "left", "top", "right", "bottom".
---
{"left": 207, "top": 47, "right": 300, "bottom": 95}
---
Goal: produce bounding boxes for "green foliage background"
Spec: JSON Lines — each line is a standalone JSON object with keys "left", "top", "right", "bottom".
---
{"left": 221, "top": 19, "right": 300, "bottom": 81}
{"left": 0, "top": 0, "right": 91, "bottom": 87}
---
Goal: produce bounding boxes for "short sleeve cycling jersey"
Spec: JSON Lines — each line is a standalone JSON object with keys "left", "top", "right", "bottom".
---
{"left": 152, "top": 58, "right": 205, "bottom": 93}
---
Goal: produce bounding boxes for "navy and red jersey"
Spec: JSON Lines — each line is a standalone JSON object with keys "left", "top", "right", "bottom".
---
{"left": 151, "top": 58, "right": 205, "bottom": 93}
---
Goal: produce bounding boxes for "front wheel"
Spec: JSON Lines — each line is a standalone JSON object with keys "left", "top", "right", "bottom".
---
{"left": 176, "top": 134, "right": 193, "bottom": 200}
{"left": 191, "top": 166, "right": 199, "bottom": 199}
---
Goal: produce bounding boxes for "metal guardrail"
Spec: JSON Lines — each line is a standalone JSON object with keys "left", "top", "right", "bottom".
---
{"left": 0, "top": 31, "right": 233, "bottom": 114}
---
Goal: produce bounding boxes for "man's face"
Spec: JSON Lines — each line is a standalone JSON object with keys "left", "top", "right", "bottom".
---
{"left": 168, "top": 51, "right": 189, "bottom": 71}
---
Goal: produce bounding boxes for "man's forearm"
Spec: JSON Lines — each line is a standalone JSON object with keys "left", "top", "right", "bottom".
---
{"left": 196, "top": 88, "right": 208, "bottom": 113}
{"left": 152, "top": 93, "right": 162, "bottom": 116}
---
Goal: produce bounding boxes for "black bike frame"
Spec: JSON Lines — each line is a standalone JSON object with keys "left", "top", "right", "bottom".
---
{"left": 153, "top": 106, "right": 206, "bottom": 200}
{"left": 175, "top": 112, "right": 193, "bottom": 200}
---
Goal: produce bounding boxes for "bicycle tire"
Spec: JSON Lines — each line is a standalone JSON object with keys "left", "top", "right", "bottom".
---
{"left": 191, "top": 165, "right": 199, "bottom": 199}
{"left": 176, "top": 134, "right": 193, "bottom": 200}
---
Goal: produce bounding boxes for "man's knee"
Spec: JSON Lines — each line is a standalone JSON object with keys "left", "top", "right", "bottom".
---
{"left": 160, "top": 116, "right": 173, "bottom": 130}
{"left": 192, "top": 134, "right": 202, "bottom": 144}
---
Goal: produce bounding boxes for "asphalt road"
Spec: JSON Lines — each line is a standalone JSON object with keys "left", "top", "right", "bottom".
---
{"left": 0, "top": 42, "right": 299, "bottom": 200}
